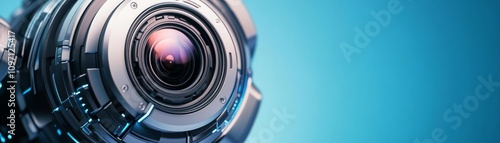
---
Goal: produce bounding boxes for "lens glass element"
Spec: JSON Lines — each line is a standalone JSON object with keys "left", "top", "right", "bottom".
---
{"left": 147, "top": 29, "right": 198, "bottom": 89}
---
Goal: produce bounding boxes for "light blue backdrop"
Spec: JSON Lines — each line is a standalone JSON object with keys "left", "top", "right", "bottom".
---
{"left": 244, "top": 0, "right": 500, "bottom": 142}
{"left": 2, "top": 0, "right": 500, "bottom": 142}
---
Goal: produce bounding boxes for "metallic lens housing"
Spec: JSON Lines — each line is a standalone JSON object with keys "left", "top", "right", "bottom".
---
{"left": 0, "top": 0, "right": 260, "bottom": 142}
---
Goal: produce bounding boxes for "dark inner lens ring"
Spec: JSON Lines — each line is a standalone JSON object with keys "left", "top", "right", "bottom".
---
{"left": 146, "top": 28, "right": 200, "bottom": 89}
{"left": 127, "top": 11, "right": 223, "bottom": 112}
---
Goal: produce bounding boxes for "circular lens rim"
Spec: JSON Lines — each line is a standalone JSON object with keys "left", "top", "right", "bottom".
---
{"left": 103, "top": 1, "right": 246, "bottom": 133}
{"left": 125, "top": 9, "right": 225, "bottom": 113}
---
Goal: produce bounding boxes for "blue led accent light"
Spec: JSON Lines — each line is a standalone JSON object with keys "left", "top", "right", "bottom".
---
{"left": 237, "top": 83, "right": 243, "bottom": 93}
{"left": 221, "top": 80, "right": 249, "bottom": 132}
{"left": 73, "top": 84, "right": 88, "bottom": 96}
{"left": 75, "top": 84, "right": 88, "bottom": 91}
{"left": 53, "top": 107, "right": 60, "bottom": 113}
{"left": 23, "top": 87, "right": 32, "bottom": 95}
{"left": 0, "top": 133, "right": 6, "bottom": 143}
{"left": 6, "top": 135, "right": 11, "bottom": 140}
{"left": 57, "top": 129, "right": 62, "bottom": 135}
{"left": 138, "top": 105, "right": 154, "bottom": 123}
{"left": 52, "top": 74, "right": 62, "bottom": 103}
{"left": 120, "top": 123, "right": 130, "bottom": 134}
{"left": 67, "top": 132, "right": 79, "bottom": 143}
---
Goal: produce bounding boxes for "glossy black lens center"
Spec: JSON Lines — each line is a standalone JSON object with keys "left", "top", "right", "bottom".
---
{"left": 147, "top": 29, "right": 199, "bottom": 89}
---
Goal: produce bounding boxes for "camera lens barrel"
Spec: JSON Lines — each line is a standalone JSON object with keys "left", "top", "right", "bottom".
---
{"left": 1, "top": 0, "right": 261, "bottom": 143}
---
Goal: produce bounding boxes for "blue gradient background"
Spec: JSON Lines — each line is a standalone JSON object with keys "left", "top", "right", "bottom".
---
{"left": 2, "top": 0, "right": 500, "bottom": 142}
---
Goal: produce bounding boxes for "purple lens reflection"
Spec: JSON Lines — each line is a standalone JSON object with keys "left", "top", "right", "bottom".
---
{"left": 147, "top": 29, "right": 197, "bottom": 87}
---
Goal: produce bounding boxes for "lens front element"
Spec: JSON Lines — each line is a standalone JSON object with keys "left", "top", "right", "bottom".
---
{"left": 147, "top": 29, "right": 199, "bottom": 89}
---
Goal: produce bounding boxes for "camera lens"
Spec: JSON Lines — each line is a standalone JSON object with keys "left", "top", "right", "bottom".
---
{"left": 127, "top": 12, "right": 220, "bottom": 109}
{"left": 0, "top": 0, "right": 261, "bottom": 142}
{"left": 146, "top": 29, "right": 199, "bottom": 89}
